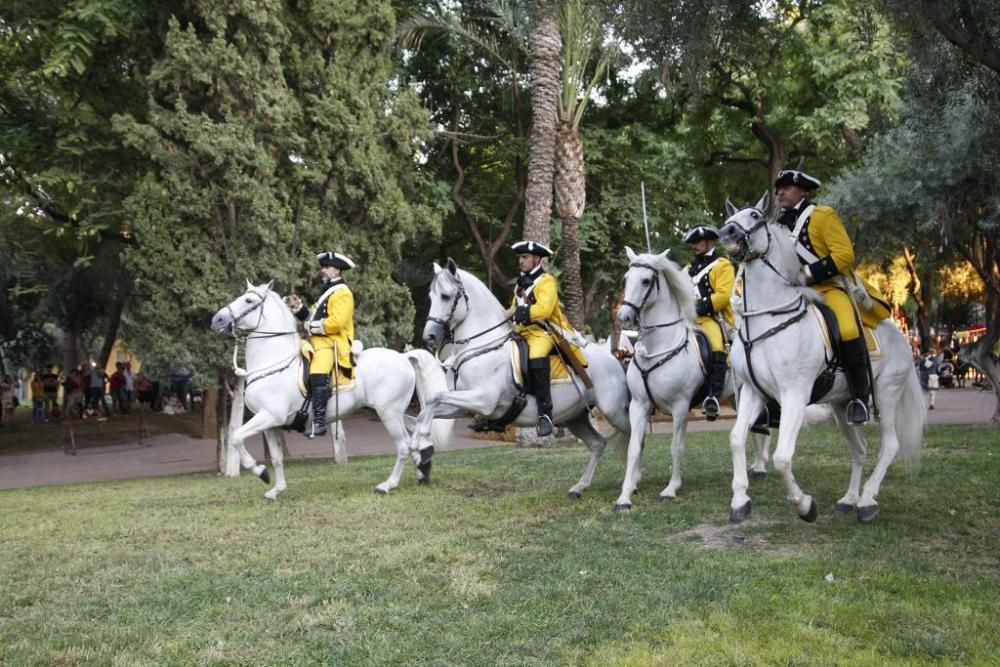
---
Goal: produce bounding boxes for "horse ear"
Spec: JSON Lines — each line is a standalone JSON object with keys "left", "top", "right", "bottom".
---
{"left": 446, "top": 258, "right": 458, "bottom": 276}
{"left": 265, "top": 279, "right": 274, "bottom": 291}
{"left": 433, "top": 262, "right": 442, "bottom": 274}
{"left": 625, "top": 246, "right": 637, "bottom": 262}
{"left": 658, "top": 248, "right": 671, "bottom": 262}
{"left": 245, "top": 278, "right": 254, "bottom": 289}
{"left": 754, "top": 190, "right": 770, "bottom": 213}
{"left": 725, "top": 198, "right": 739, "bottom": 217}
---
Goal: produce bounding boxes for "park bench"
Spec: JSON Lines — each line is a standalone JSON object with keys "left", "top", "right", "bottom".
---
{"left": 63, "top": 409, "right": 152, "bottom": 455}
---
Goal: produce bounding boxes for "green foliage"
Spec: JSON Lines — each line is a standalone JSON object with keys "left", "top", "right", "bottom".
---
{"left": 113, "top": 0, "right": 434, "bottom": 377}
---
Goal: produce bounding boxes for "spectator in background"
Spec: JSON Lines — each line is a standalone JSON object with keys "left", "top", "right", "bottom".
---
{"left": 30, "top": 370, "right": 46, "bottom": 423}
{"left": 124, "top": 362, "right": 135, "bottom": 410}
{"left": 169, "top": 362, "right": 193, "bottom": 411}
{"left": 42, "top": 366, "right": 60, "bottom": 418}
{"left": 109, "top": 363, "right": 129, "bottom": 414}
{"left": 918, "top": 351, "right": 941, "bottom": 410}
{"left": 85, "top": 363, "right": 111, "bottom": 419}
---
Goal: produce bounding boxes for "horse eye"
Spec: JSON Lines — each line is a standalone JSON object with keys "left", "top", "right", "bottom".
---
{"left": 441, "top": 294, "right": 451, "bottom": 302}
{"left": 244, "top": 297, "right": 253, "bottom": 303}
{"left": 641, "top": 278, "right": 650, "bottom": 286}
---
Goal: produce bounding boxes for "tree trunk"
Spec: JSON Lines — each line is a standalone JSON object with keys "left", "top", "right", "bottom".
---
{"left": 524, "top": 1, "right": 561, "bottom": 244}
{"left": 202, "top": 385, "right": 218, "bottom": 439}
{"left": 559, "top": 215, "right": 584, "bottom": 329}
{"left": 97, "top": 272, "right": 133, "bottom": 368}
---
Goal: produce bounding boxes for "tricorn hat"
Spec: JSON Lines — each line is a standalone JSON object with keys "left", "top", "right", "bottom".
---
{"left": 682, "top": 224, "right": 720, "bottom": 244}
{"left": 774, "top": 169, "right": 822, "bottom": 191}
{"left": 316, "top": 251, "right": 356, "bottom": 270}
{"left": 510, "top": 240, "right": 553, "bottom": 258}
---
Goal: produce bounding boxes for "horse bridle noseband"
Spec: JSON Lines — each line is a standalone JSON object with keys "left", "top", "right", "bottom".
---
{"left": 623, "top": 262, "right": 683, "bottom": 331}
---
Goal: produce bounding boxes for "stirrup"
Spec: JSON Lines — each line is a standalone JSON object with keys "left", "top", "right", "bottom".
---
{"left": 308, "top": 421, "right": 328, "bottom": 438}
{"left": 846, "top": 399, "right": 869, "bottom": 425}
{"left": 702, "top": 396, "right": 720, "bottom": 421}
{"left": 536, "top": 415, "right": 553, "bottom": 437}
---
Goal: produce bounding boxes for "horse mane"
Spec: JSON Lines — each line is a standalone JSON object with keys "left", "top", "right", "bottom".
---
{"left": 634, "top": 251, "right": 697, "bottom": 323}
{"left": 255, "top": 282, "right": 297, "bottom": 327}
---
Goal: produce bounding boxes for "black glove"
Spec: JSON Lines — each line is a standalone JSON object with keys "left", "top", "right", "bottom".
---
{"left": 695, "top": 299, "right": 712, "bottom": 317}
{"left": 513, "top": 305, "right": 532, "bottom": 324}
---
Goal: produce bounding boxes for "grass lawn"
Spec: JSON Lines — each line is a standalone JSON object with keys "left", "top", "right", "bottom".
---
{"left": 1, "top": 424, "right": 998, "bottom": 665}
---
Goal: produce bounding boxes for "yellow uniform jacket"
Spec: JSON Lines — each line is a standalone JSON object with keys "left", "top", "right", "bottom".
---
{"left": 304, "top": 279, "right": 355, "bottom": 373}
{"left": 778, "top": 202, "right": 888, "bottom": 339}
{"left": 686, "top": 249, "right": 736, "bottom": 327}
{"left": 511, "top": 270, "right": 584, "bottom": 364}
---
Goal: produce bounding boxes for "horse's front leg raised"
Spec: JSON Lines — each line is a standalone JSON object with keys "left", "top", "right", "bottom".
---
{"left": 230, "top": 411, "right": 286, "bottom": 496}
{"left": 730, "top": 387, "right": 764, "bottom": 523}
{"left": 612, "top": 396, "right": 652, "bottom": 510}
{"left": 660, "top": 398, "right": 692, "bottom": 501}
{"left": 771, "top": 399, "right": 815, "bottom": 522}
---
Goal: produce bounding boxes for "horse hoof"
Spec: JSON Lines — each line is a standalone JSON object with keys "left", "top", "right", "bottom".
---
{"left": 729, "top": 501, "right": 751, "bottom": 523}
{"left": 374, "top": 487, "right": 388, "bottom": 495}
{"left": 857, "top": 504, "right": 880, "bottom": 523}
{"left": 264, "top": 495, "right": 278, "bottom": 502}
{"left": 258, "top": 468, "right": 271, "bottom": 484}
{"left": 613, "top": 502, "right": 632, "bottom": 512}
{"left": 567, "top": 491, "right": 582, "bottom": 501}
{"left": 833, "top": 502, "right": 855, "bottom": 515}
{"left": 799, "top": 499, "right": 818, "bottom": 523}
{"left": 748, "top": 469, "right": 767, "bottom": 481}
{"left": 659, "top": 494, "right": 675, "bottom": 503}
{"left": 418, "top": 477, "right": 430, "bottom": 486}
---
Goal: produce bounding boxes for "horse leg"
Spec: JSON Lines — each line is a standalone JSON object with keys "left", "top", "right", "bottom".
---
{"left": 374, "top": 411, "right": 413, "bottom": 495}
{"left": 613, "top": 397, "right": 652, "bottom": 510}
{"left": 565, "top": 413, "right": 608, "bottom": 501}
{"left": 771, "top": 401, "right": 815, "bottom": 521}
{"left": 261, "top": 429, "right": 288, "bottom": 500}
{"left": 748, "top": 431, "right": 771, "bottom": 479}
{"left": 831, "top": 407, "right": 867, "bottom": 515}
{"left": 231, "top": 411, "right": 284, "bottom": 489}
{"left": 660, "top": 399, "right": 692, "bottom": 501}
{"left": 856, "top": 401, "right": 901, "bottom": 522}
{"left": 729, "top": 388, "right": 763, "bottom": 522}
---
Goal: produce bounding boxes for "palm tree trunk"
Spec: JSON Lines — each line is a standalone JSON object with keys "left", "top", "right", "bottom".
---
{"left": 559, "top": 214, "right": 584, "bottom": 329}
{"left": 523, "top": 0, "right": 561, "bottom": 244}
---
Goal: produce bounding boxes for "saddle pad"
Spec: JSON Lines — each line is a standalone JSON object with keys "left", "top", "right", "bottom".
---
{"left": 808, "top": 305, "right": 882, "bottom": 359}
{"left": 510, "top": 342, "right": 574, "bottom": 388}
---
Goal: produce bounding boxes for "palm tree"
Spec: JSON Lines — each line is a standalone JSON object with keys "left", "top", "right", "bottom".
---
{"left": 553, "top": 0, "right": 611, "bottom": 328}
{"left": 523, "top": 0, "right": 561, "bottom": 245}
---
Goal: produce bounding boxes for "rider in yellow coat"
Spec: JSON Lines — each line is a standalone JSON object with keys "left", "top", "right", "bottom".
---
{"left": 682, "top": 224, "right": 735, "bottom": 421}
{"left": 288, "top": 251, "right": 356, "bottom": 437}
{"left": 774, "top": 169, "right": 889, "bottom": 424}
{"left": 504, "top": 240, "right": 576, "bottom": 437}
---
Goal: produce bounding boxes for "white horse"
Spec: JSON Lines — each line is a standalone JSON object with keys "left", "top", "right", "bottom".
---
{"left": 411, "top": 259, "right": 631, "bottom": 499}
{"left": 718, "top": 194, "right": 925, "bottom": 523}
{"left": 615, "top": 247, "right": 772, "bottom": 510}
{"left": 210, "top": 281, "right": 452, "bottom": 499}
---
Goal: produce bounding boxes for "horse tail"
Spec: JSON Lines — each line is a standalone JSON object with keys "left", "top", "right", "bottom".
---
{"left": 406, "top": 348, "right": 454, "bottom": 448}
{"left": 894, "top": 364, "right": 926, "bottom": 474}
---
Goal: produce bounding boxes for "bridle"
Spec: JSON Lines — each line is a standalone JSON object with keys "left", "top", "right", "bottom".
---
{"left": 622, "top": 262, "right": 683, "bottom": 331}
{"left": 224, "top": 287, "right": 301, "bottom": 386}
{"left": 427, "top": 276, "right": 510, "bottom": 349}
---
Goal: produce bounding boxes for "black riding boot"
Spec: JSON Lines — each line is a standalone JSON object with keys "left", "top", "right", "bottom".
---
{"left": 841, "top": 338, "right": 871, "bottom": 424}
{"left": 529, "top": 357, "right": 553, "bottom": 437}
{"left": 308, "top": 374, "right": 331, "bottom": 438}
{"left": 701, "top": 351, "right": 728, "bottom": 421}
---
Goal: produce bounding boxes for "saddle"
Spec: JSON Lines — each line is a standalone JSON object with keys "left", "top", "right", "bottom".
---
{"left": 754, "top": 303, "right": 882, "bottom": 429}
{"left": 297, "top": 339, "right": 355, "bottom": 396}
{"left": 468, "top": 335, "right": 590, "bottom": 434}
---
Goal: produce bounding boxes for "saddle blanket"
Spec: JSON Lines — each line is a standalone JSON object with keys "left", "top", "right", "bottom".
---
{"left": 809, "top": 305, "right": 883, "bottom": 360}
{"left": 509, "top": 343, "right": 575, "bottom": 388}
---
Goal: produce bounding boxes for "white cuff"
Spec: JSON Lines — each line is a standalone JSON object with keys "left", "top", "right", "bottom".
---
{"left": 308, "top": 321, "right": 325, "bottom": 335}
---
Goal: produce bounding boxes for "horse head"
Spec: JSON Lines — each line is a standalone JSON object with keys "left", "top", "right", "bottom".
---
{"left": 718, "top": 191, "right": 773, "bottom": 264}
{"left": 423, "top": 259, "right": 470, "bottom": 351}
{"left": 211, "top": 279, "right": 278, "bottom": 335}
{"left": 619, "top": 246, "right": 695, "bottom": 328}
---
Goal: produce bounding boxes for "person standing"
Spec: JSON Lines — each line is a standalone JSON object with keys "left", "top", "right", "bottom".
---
{"left": 918, "top": 351, "right": 941, "bottom": 410}
{"left": 286, "top": 251, "right": 356, "bottom": 438}
{"left": 85, "top": 364, "right": 110, "bottom": 419}
{"left": 773, "top": 168, "right": 891, "bottom": 424}
{"left": 30, "top": 371, "right": 46, "bottom": 423}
